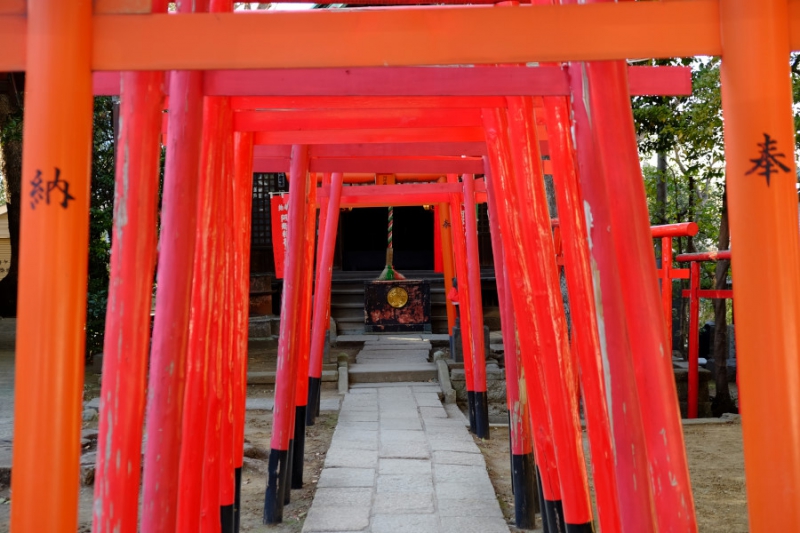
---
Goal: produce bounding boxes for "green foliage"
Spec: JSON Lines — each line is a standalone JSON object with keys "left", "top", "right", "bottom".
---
{"left": 633, "top": 56, "right": 800, "bottom": 287}
{"left": 86, "top": 97, "right": 116, "bottom": 359}
{"left": 0, "top": 96, "right": 23, "bottom": 206}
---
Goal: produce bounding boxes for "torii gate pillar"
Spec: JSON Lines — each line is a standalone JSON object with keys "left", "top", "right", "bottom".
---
{"left": 10, "top": 1, "right": 93, "bottom": 531}
{"left": 720, "top": 1, "right": 800, "bottom": 530}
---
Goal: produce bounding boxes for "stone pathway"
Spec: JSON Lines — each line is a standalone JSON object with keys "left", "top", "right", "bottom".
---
{"left": 302, "top": 383, "right": 508, "bottom": 533}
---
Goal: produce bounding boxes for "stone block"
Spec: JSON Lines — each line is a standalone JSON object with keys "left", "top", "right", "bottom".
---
{"left": 434, "top": 464, "right": 492, "bottom": 485}
{"left": 317, "top": 467, "right": 375, "bottom": 488}
{"left": 248, "top": 316, "right": 273, "bottom": 338}
{"left": 357, "top": 349, "right": 430, "bottom": 360}
{"left": 348, "top": 363, "right": 437, "bottom": 383}
{"left": 376, "top": 473, "right": 434, "bottom": 493}
{"left": 371, "top": 514, "right": 440, "bottom": 533}
{"left": 414, "top": 392, "right": 443, "bottom": 407}
{"left": 359, "top": 343, "right": 432, "bottom": 352}
{"left": 378, "top": 458, "right": 432, "bottom": 476}
{"left": 379, "top": 417, "right": 422, "bottom": 430}
{"left": 373, "top": 492, "right": 435, "bottom": 514}
{"left": 303, "top": 505, "right": 371, "bottom": 532}
{"left": 420, "top": 333, "right": 451, "bottom": 346}
{"left": 380, "top": 429, "right": 428, "bottom": 444}
{"left": 440, "top": 516, "right": 509, "bottom": 533}
{"left": 338, "top": 365, "right": 349, "bottom": 394}
{"left": 334, "top": 428, "right": 379, "bottom": 442}
{"left": 336, "top": 334, "right": 375, "bottom": 344}
{"left": 339, "top": 421, "right": 379, "bottom": 431}
{"left": 311, "top": 487, "right": 373, "bottom": 508}
{"left": 342, "top": 395, "right": 378, "bottom": 412}
{"left": 380, "top": 441, "right": 430, "bottom": 460}
{"left": 428, "top": 437, "right": 481, "bottom": 454}
{"left": 436, "top": 497, "right": 504, "bottom": 518}
{"left": 333, "top": 438, "right": 378, "bottom": 452}
{"left": 80, "top": 452, "right": 96, "bottom": 486}
{"left": 325, "top": 448, "right": 378, "bottom": 469}
{"left": 435, "top": 481, "right": 497, "bottom": 501}
{"left": 419, "top": 406, "right": 448, "bottom": 419}
{"left": 338, "top": 411, "right": 379, "bottom": 422}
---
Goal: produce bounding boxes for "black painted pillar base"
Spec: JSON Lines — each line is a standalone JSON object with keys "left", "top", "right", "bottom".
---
{"left": 536, "top": 466, "right": 548, "bottom": 533}
{"left": 234, "top": 466, "right": 242, "bottom": 533}
{"left": 306, "top": 377, "right": 321, "bottom": 426}
{"left": 466, "top": 390, "right": 476, "bottom": 434}
{"left": 473, "top": 391, "right": 490, "bottom": 439}
{"left": 507, "top": 412, "right": 514, "bottom": 497}
{"left": 566, "top": 522, "right": 595, "bottom": 533}
{"left": 284, "top": 439, "right": 294, "bottom": 505}
{"left": 292, "top": 406, "right": 306, "bottom": 489}
{"left": 221, "top": 504, "right": 234, "bottom": 533}
{"left": 511, "top": 452, "right": 537, "bottom": 530}
{"left": 263, "top": 449, "right": 288, "bottom": 524}
{"left": 544, "top": 499, "right": 566, "bottom": 533}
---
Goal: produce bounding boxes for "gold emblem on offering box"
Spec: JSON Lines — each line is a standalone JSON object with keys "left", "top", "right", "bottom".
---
{"left": 386, "top": 286, "right": 409, "bottom": 308}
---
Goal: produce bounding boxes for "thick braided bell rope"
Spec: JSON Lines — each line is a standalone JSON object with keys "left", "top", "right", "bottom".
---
{"left": 387, "top": 206, "right": 393, "bottom": 249}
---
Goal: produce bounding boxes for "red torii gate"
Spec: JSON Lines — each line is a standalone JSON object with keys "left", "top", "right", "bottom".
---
{"left": 5, "top": 1, "right": 800, "bottom": 533}
{"left": 87, "top": 61, "right": 688, "bottom": 530}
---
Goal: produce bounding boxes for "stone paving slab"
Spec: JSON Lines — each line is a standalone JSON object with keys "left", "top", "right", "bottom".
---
{"left": 350, "top": 382, "right": 440, "bottom": 390}
{"left": 357, "top": 349, "right": 430, "bottom": 361}
{"left": 359, "top": 343, "right": 432, "bottom": 351}
{"left": 302, "top": 383, "right": 508, "bottom": 533}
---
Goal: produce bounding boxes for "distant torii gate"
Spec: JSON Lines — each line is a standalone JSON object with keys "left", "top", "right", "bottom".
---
{"left": 5, "top": 1, "right": 800, "bottom": 533}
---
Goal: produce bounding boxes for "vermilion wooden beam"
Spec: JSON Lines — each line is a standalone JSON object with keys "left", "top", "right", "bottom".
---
{"left": 315, "top": 180, "right": 489, "bottom": 207}
{"left": 209, "top": 65, "right": 569, "bottom": 96}
{"left": 253, "top": 155, "right": 553, "bottom": 174}
{"left": 253, "top": 156, "right": 487, "bottom": 174}
{"left": 255, "top": 142, "right": 489, "bottom": 158}
{"left": 252, "top": 127, "right": 485, "bottom": 145}
{"left": 0, "top": 0, "right": 154, "bottom": 14}
{"left": 232, "top": 96, "right": 507, "bottom": 109}
{"left": 236, "top": 110, "right": 547, "bottom": 138}
{"left": 91, "top": 66, "right": 692, "bottom": 97}
{"left": 9, "top": 1, "right": 800, "bottom": 71}
{"left": 233, "top": 108, "right": 484, "bottom": 131}
{"left": 88, "top": 3, "right": 725, "bottom": 69}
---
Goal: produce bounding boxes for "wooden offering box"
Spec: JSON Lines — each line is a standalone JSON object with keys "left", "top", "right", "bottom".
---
{"left": 364, "top": 280, "right": 431, "bottom": 333}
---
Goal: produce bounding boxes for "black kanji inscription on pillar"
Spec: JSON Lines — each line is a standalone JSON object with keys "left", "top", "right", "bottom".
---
{"left": 30, "top": 170, "right": 45, "bottom": 209}
{"left": 442, "top": 219, "right": 451, "bottom": 229}
{"left": 745, "top": 133, "right": 791, "bottom": 187}
{"left": 46, "top": 167, "right": 75, "bottom": 209}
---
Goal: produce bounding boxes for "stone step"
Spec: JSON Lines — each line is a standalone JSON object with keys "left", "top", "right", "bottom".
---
{"left": 348, "top": 363, "right": 438, "bottom": 383}
{"left": 330, "top": 288, "right": 365, "bottom": 295}
{"left": 331, "top": 302, "right": 367, "bottom": 309}
{"left": 248, "top": 368, "right": 338, "bottom": 385}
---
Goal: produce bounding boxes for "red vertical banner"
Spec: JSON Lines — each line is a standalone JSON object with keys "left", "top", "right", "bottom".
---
{"left": 271, "top": 194, "right": 290, "bottom": 279}
{"left": 434, "top": 205, "right": 443, "bottom": 273}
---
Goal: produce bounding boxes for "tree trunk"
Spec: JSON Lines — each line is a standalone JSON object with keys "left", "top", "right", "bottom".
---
{"left": 711, "top": 185, "right": 736, "bottom": 415}
{"left": 656, "top": 153, "right": 668, "bottom": 224}
{"left": 655, "top": 153, "right": 668, "bottom": 264}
